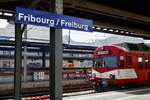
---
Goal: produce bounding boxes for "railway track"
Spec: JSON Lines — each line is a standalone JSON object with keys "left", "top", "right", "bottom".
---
{"left": 2, "top": 84, "right": 150, "bottom": 99}
{"left": 64, "top": 83, "right": 93, "bottom": 93}
{"left": 0, "top": 83, "right": 93, "bottom": 99}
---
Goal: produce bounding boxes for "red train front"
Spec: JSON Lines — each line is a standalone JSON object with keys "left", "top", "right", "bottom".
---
{"left": 90, "top": 43, "right": 150, "bottom": 92}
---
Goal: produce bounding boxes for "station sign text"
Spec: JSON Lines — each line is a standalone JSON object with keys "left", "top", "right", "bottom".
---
{"left": 15, "top": 7, "right": 93, "bottom": 32}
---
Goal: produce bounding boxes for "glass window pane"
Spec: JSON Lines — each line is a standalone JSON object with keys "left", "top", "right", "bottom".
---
{"left": 103, "top": 56, "right": 117, "bottom": 68}
{"left": 127, "top": 56, "right": 132, "bottom": 67}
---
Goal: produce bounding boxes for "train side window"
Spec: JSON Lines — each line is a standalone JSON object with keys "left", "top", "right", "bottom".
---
{"left": 145, "top": 58, "right": 148, "bottom": 69}
{"left": 148, "top": 58, "right": 150, "bottom": 69}
{"left": 127, "top": 56, "right": 132, "bottom": 68}
{"left": 119, "top": 56, "right": 124, "bottom": 68}
{"left": 138, "top": 57, "right": 143, "bottom": 69}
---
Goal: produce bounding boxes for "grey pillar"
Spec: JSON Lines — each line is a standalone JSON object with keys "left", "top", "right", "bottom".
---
{"left": 23, "top": 25, "right": 27, "bottom": 82}
{"left": 49, "top": 0, "right": 63, "bottom": 100}
{"left": 14, "top": 23, "right": 22, "bottom": 100}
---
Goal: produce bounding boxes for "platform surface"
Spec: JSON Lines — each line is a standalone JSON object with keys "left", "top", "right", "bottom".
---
{"left": 63, "top": 87, "right": 150, "bottom": 100}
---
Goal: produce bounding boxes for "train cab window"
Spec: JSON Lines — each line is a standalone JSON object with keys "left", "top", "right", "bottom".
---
{"left": 127, "top": 56, "right": 132, "bottom": 68}
{"left": 103, "top": 56, "right": 117, "bottom": 68}
{"left": 94, "top": 58, "right": 102, "bottom": 68}
{"left": 138, "top": 57, "right": 143, "bottom": 69}
{"left": 119, "top": 56, "right": 124, "bottom": 68}
{"left": 144, "top": 58, "right": 148, "bottom": 69}
{"left": 94, "top": 56, "right": 117, "bottom": 68}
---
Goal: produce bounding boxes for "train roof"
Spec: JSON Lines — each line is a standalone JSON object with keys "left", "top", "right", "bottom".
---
{"left": 115, "top": 43, "right": 150, "bottom": 52}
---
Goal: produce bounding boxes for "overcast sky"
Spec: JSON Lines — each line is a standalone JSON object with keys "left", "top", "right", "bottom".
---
{"left": 0, "top": 19, "right": 150, "bottom": 44}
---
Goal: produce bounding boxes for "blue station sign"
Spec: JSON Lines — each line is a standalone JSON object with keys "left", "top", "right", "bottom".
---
{"left": 15, "top": 7, "right": 93, "bottom": 32}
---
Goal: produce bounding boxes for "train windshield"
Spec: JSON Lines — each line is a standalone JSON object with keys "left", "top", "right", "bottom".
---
{"left": 94, "top": 56, "right": 117, "bottom": 68}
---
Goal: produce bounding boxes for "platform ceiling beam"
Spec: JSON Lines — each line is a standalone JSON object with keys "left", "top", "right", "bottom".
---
{"left": 0, "top": 0, "right": 150, "bottom": 38}
{"left": 64, "top": 0, "right": 150, "bottom": 25}
{"left": 0, "top": 0, "right": 19, "bottom": 2}
{"left": 94, "top": 20, "right": 150, "bottom": 37}
{"left": 63, "top": 0, "right": 150, "bottom": 37}
{"left": 23, "top": 0, "right": 42, "bottom": 8}
{"left": 21, "top": 0, "right": 42, "bottom": 34}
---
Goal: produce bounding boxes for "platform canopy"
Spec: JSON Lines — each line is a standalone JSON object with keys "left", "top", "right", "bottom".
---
{"left": 0, "top": 0, "right": 150, "bottom": 38}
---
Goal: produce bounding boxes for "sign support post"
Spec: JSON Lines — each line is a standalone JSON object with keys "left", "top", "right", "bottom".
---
{"left": 14, "top": 23, "right": 22, "bottom": 100}
{"left": 23, "top": 25, "right": 27, "bottom": 82}
{"left": 49, "top": 0, "right": 63, "bottom": 100}
{"left": 15, "top": 3, "right": 92, "bottom": 100}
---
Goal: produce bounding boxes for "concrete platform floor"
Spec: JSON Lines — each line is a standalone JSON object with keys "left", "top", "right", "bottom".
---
{"left": 63, "top": 87, "right": 150, "bottom": 100}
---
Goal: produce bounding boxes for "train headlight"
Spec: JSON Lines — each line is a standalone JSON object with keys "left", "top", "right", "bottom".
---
{"left": 92, "top": 73, "right": 96, "bottom": 78}
{"left": 101, "top": 79, "right": 108, "bottom": 86}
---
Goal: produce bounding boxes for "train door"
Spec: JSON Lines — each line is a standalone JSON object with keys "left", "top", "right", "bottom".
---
{"left": 126, "top": 55, "right": 132, "bottom": 68}
{"left": 148, "top": 56, "right": 150, "bottom": 82}
{"left": 144, "top": 56, "right": 150, "bottom": 83}
{"left": 137, "top": 55, "right": 145, "bottom": 84}
{"left": 148, "top": 72, "right": 150, "bottom": 82}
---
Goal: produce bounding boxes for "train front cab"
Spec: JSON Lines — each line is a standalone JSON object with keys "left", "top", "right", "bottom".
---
{"left": 91, "top": 46, "right": 125, "bottom": 92}
{"left": 91, "top": 46, "right": 150, "bottom": 92}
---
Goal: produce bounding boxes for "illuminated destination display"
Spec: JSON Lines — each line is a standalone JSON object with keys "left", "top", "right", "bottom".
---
{"left": 96, "top": 50, "right": 109, "bottom": 55}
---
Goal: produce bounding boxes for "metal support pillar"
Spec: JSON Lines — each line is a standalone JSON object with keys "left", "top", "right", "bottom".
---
{"left": 42, "top": 48, "right": 46, "bottom": 68}
{"left": 49, "top": 0, "right": 63, "bottom": 100}
{"left": 14, "top": 23, "right": 22, "bottom": 100}
{"left": 50, "top": 28, "right": 63, "bottom": 100}
{"left": 23, "top": 25, "right": 27, "bottom": 82}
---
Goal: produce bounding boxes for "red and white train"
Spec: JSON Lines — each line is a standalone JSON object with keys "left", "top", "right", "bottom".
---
{"left": 90, "top": 43, "right": 150, "bottom": 91}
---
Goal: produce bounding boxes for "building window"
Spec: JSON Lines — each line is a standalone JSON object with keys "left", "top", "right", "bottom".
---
{"left": 68, "top": 60, "right": 74, "bottom": 68}
{"left": 127, "top": 56, "right": 132, "bottom": 67}
{"left": 3, "top": 61, "right": 10, "bottom": 68}
{"left": 3, "top": 51, "right": 11, "bottom": 55}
